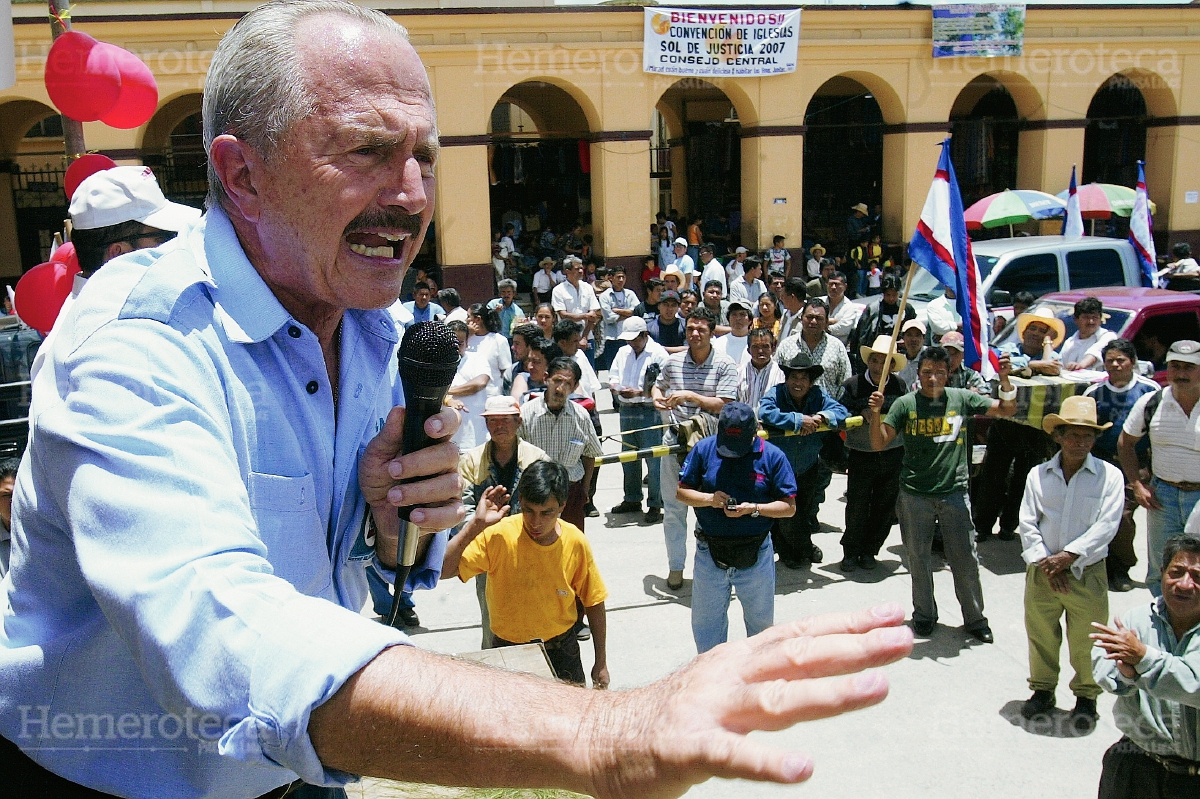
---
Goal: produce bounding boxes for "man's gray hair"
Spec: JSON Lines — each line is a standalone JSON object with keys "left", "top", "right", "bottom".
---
{"left": 203, "top": 0, "right": 409, "bottom": 209}
{"left": 497, "top": 279, "right": 518, "bottom": 291}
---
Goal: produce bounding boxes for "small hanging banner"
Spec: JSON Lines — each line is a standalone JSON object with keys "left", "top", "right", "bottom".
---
{"left": 643, "top": 7, "right": 800, "bottom": 78}
{"left": 932, "top": 3, "right": 1025, "bottom": 58}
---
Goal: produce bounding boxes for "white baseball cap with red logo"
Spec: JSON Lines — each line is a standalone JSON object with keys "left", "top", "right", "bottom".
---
{"left": 69, "top": 165, "right": 201, "bottom": 232}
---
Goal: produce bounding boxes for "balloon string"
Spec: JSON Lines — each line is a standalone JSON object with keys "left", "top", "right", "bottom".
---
{"left": 49, "top": 7, "right": 71, "bottom": 26}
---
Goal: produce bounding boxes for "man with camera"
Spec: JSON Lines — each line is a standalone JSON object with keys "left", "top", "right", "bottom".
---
{"left": 676, "top": 402, "right": 797, "bottom": 653}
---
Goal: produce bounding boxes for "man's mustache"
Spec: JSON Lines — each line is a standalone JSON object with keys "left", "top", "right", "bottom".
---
{"left": 343, "top": 208, "right": 423, "bottom": 238}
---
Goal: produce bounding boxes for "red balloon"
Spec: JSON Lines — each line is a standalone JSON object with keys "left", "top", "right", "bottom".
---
{"left": 14, "top": 260, "right": 82, "bottom": 336}
{"left": 49, "top": 242, "right": 78, "bottom": 271}
{"left": 64, "top": 154, "right": 117, "bottom": 201}
{"left": 97, "top": 44, "right": 158, "bottom": 129}
{"left": 44, "top": 31, "right": 121, "bottom": 122}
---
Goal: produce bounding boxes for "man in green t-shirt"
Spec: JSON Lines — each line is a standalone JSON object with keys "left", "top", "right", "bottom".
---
{"left": 868, "top": 346, "right": 1017, "bottom": 643}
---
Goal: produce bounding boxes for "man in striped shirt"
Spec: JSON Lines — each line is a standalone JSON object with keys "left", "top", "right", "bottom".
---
{"left": 738, "top": 328, "right": 784, "bottom": 415}
{"left": 652, "top": 306, "right": 740, "bottom": 590}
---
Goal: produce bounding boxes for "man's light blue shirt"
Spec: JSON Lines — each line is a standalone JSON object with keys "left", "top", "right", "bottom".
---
{"left": 401, "top": 300, "right": 445, "bottom": 324}
{"left": 0, "top": 208, "right": 446, "bottom": 798}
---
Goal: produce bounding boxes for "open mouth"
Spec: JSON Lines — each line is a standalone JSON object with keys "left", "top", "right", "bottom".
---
{"left": 345, "top": 230, "right": 410, "bottom": 260}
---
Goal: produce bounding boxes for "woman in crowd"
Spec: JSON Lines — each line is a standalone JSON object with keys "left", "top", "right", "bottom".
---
{"left": 657, "top": 226, "right": 674, "bottom": 271}
{"left": 467, "top": 303, "right": 513, "bottom": 397}
{"left": 753, "top": 292, "right": 783, "bottom": 338}
{"left": 534, "top": 302, "right": 557, "bottom": 340}
{"left": 510, "top": 336, "right": 559, "bottom": 404}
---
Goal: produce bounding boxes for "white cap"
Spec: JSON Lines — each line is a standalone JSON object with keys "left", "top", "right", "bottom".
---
{"left": 69, "top": 165, "right": 201, "bottom": 232}
{"left": 1166, "top": 339, "right": 1200, "bottom": 366}
{"left": 480, "top": 395, "right": 522, "bottom": 416}
{"left": 673, "top": 237, "right": 688, "bottom": 247}
{"left": 734, "top": 246, "right": 748, "bottom": 254}
{"left": 901, "top": 319, "right": 927, "bottom": 335}
{"left": 618, "top": 316, "right": 648, "bottom": 340}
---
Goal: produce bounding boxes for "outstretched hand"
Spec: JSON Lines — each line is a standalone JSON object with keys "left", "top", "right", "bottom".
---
{"left": 579, "top": 603, "right": 913, "bottom": 798}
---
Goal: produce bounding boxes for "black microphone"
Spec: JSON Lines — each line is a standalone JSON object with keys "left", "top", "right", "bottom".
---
{"left": 386, "top": 320, "right": 459, "bottom": 629}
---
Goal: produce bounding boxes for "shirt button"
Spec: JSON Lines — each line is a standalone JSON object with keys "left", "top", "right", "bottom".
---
{"left": 288, "top": 326, "right": 301, "bottom": 338}
{"left": 306, "top": 381, "right": 319, "bottom": 395}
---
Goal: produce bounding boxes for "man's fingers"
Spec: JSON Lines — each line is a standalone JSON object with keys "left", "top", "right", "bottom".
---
{"left": 388, "top": 470, "right": 463, "bottom": 508}
{"left": 748, "top": 603, "right": 906, "bottom": 647}
{"left": 424, "top": 407, "right": 461, "bottom": 439}
{"left": 739, "top": 626, "right": 912, "bottom": 683}
{"left": 694, "top": 732, "right": 813, "bottom": 785}
{"left": 406, "top": 501, "right": 465, "bottom": 532}
{"left": 388, "top": 440, "right": 461, "bottom": 483}
{"left": 723, "top": 670, "right": 892, "bottom": 733}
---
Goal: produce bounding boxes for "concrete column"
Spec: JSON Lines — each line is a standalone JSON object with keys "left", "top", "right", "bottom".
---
{"left": 433, "top": 143, "right": 495, "bottom": 307}
{"left": 1162, "top": 122, "right": 1200, "bottom": 250}
{"left": 881, "top": 129, "right": 949, "bottom": 243}
{"left": 590, "top": 139, "right": 651, "bottom": 260}
{"left": 1018, "top": 124, "right": 1085, "bottom": 196}
{"left": 740, "top": 133, "right": 802, "bottom": 252}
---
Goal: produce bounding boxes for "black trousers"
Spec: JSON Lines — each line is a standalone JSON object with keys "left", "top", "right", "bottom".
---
{"left": 493, "top": 627, "right": 586, "bottom": 686}
{"left": 973, "top": 419, "right": 1053, "bottom": 535}
{"left": 841, "top": 447, "right": 904, "bottom": 558}
{"left": 0, "top": 734, "right": 341, "bottom": 798}
{"left": 773, "top": 461, "right": 824, "bottom": 563}
{"left": 1099, "top": 737, "right": 1200, "bottom": 799}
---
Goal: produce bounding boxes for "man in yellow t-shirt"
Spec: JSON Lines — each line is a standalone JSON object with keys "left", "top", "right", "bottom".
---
{"left": 441, "top": 461, "right": 609, "bottom": 687}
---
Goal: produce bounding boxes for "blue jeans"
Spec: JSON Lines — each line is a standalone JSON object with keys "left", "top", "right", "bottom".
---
{"left": 692, "top": 535, "right": 776, "bottom": 653}
{"left": 660, "top": 450, "right": 690, "bottom": 571}
{"left": 1145, "top": 478, "right": 1200, "bottom": 596}
{"left": 896, "top": 489, "right": 987, "bottom": 630}
{"left": 619, "top": 403, "right": 663, "bottom": 508}
{"left": 366, "top": 564, "right": 413, "bottom": 617}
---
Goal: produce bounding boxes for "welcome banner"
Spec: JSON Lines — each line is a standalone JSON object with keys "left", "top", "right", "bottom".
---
{"left": 642, "top": 7, "right": 800, "bottom": 78}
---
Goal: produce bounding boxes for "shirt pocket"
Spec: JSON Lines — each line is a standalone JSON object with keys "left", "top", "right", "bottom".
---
{"left": 246, "top": 471, "right": 331, "bottom": 596}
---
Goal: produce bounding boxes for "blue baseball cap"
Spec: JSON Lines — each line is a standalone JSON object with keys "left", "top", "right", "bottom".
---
{"left": 717, "top": 402, "right": 758, "bottom": 458}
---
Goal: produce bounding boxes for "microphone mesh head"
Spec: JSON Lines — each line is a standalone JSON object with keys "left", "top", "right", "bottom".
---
{"left": 398, "top": 320, "right": 460, "bottom": 388}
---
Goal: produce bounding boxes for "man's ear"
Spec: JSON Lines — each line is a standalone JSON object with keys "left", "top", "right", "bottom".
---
{"left": 103, "top": 241, "right": 130, "bottom": 264}
{"left": 208, "top": 134, "right": 265, "bottom": 223}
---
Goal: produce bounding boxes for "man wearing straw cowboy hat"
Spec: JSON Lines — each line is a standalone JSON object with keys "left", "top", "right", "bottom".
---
{"left": 868, "top": 346, "right": 1018, "bottom": 642}
{"left": 839, "top": 335, "right": 909, "bottom": 572}
{"left": 806, "top": 244, "right": 826, "bottom": 280}
{"left": 974, "top": 306, "right": 1065, "bottom": 542}
{"left": 1017, "top": 395, "right": 1124, "bottom": 727}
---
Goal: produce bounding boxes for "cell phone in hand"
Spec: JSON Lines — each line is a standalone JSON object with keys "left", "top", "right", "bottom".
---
{"left": 725, "top": 496, "right": 738, "bottom": 511}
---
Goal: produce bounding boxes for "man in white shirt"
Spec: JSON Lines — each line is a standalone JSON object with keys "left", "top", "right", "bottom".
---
{"left": 697, "top": 243, "right": 727, "bottom": 298}
{"left": 552, "top": 255, "right": 602, "bottom": 363}
{"left": 776, "top": 277, "right": 806, "bottom": 342}
{"left": 670, "top": 237, "right": 695, "bottom": 290}
{"left": 725, "top": 246, "right": 748, "bottom": 287}
{"left": 1060, "top": 296, "right": 1116, "bottom": 371}
{"left": 532, "top": 256, "right": 563, "bottom": 304}
{"left": 1017, "top": 396, "right": 1123, "bottom": 728}
{"left": 820, "top": 272, "right": 862, "bottom": 347}
{"left": 738, "top": 328, "right": 784, "bottom": 413}
{"left": 806, "top": 244, "right": 825, "bottom": 280}
{"left": 924, "top": 285, "right": 962, "bottom": 342}
{"left": 1118, "top": 339, "right": 1200, "bottom": 596}
{"left": 598, "top": 267, "right": 639, "bottom": 371}
{"left": 608, "top": 317, "right": 669, "bottom": 524}
{"left": 729, "top": 256, "right": 767, "bottom": 312}
{"left": 714, "top": 300, "right": 753, "bottom": 365}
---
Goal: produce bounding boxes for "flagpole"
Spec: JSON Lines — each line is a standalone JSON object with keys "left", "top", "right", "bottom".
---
{"left": 878, "top": 261, "right": 918, "bottom": 388}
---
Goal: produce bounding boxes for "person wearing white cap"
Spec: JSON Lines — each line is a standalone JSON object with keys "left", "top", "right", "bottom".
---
{"left": 608, "top": 316, "right": 669, "bottom": 524}
{"left": 713, "top": 300, "right": 754, "bottom": 365}
{"left": 725, "top": 245, "right": 748, "bottom": 287}
{"left": 29, "top": 166, "right": 202, "bottom": 415}
{"left": 669, "top": 236, "right": 695, "bottom": 290}
{"left": 894, "top": 319, "right": 928, "bottom": 390}
{"left": 457, "top": 394, "right": 551, "bottom": 647}
{"left": 940, "top": 331, "right": 988, "bottom": 395}
{"left": 1119, "top": 339, "right": 1200, "bottom": 597}
{"left": 597, "top": 267, "right": 638, "bottom": 371}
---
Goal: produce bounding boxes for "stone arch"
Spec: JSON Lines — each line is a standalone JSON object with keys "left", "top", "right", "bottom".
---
{"left": 140, "top": 92, "right": 202, "bottom": 152}
{"left": 483, "top": 75, "right": 598, "bottom": 136}
{"left": 949, "top": 70, "right": 1044, "bottom": 122}
{"left": 949, "top": 74, "right": 1022, "bottom": 208}
{"left": 0, "top": 99, "right": 60, "bottom": 157}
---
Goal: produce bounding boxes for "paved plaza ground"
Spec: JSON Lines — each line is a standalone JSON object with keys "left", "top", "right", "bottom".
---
{"left": 374, "top": 389, "right": 1149, "bottom": 799}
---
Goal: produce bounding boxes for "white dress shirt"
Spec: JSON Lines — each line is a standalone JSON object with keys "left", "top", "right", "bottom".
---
{"left": 1018, "top": 452, "right": 1125, "bottom": 578}
{"left": 608, "top": 339, "right": 669, "bottom": 405}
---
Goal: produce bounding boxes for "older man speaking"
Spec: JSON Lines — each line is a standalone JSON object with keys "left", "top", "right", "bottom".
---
{"left": 0, "top": 2, "right": 912, "bottom": 797}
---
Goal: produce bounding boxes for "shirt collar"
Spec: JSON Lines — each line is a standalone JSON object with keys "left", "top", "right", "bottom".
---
{"left": 203, "top": 207, "right": 292, "bottom": 344}
{"left": 1048, "top": 451, "right": 1099, "bottom": 477}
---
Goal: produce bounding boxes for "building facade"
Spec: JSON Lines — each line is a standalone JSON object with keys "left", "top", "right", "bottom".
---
{"left": 1, "top": 1, "right": 1198, "bottom": 305}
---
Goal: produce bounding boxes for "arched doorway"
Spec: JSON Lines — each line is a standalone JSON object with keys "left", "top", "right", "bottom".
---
{"left": 803, "top": 76, "right": 884, "bottom": 255}
{"left": 0, "top": 102, "right": 68, "bottom": 272}
{"left": 488, "top": 81, "right": 592, "bottom": 263}
{"left": 950, "top": 76, "right": 1020, "bottom": 210}
{"left": 142, "top": 94, "right": 207, "bottom": 209}
{"left": 655, "top": 79, "right": 741, "bottom": 255}
{"left": 1083, "top": 75, "right": 1147, "bottom": 188}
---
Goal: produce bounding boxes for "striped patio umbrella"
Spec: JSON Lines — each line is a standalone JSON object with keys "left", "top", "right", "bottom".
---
{"left": 1055, "top": 182, "right": 1157, "bottom": 219}
{"left": 963, "top": 189, "right": 1066, "bottom": 233}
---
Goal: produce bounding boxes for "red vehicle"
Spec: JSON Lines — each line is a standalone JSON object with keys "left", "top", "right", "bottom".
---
{"left": 991, "top": 287, "right": 1200, "bottom": 385}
